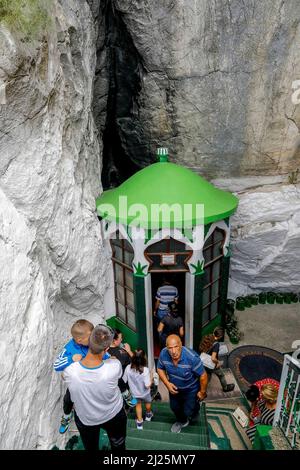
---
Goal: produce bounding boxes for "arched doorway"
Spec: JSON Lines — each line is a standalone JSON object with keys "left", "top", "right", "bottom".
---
{"left": 144, "top": 237, "right": 192, "bottom": 359}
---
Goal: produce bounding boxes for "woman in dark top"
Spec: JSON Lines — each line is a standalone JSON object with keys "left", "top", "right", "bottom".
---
{"left": 108, "top": 329, "right": 136, "bottom": 406}
{"left": 199, "top": 327, "right": 234, "bottom": 393}
{"left": 157, "top": 303, "right": 184, "bottom": 349}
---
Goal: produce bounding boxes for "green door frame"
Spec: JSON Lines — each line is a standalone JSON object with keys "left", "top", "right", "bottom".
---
{"left": 133, "top": 274, "right": 148, "bottom": 353}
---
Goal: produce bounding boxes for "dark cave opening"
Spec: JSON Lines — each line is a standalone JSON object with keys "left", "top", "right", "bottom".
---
{"left": 98, "top": 0, "right": 154, "bottom": 190}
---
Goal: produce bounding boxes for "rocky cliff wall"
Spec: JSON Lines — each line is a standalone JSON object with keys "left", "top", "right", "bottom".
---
{"left": 0, "top": 0, "right": 107, "bottom": 449}
{"left": 100, "top": 0, "right": 300, "bottom": 183}
{"left": 98, "top": 0, "right": 300, "bottom": 295}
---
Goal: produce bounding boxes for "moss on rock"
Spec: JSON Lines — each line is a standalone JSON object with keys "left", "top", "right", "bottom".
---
{"left": 0, "top": 0, "right": 51, "bottom": 39}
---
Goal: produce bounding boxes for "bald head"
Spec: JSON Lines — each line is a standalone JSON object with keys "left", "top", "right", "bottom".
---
{"left": 166, "top": 334, "right": 182, "bottom": 361}
{"left": 166, "top": 335, "right": 181, "bottom": 347}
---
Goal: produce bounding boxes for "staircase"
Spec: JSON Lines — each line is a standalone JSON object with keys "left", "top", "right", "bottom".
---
{"left": 126, "top": 402, "right": 210, "bottom": 450}
{"left": 63, "top": 399, "right": 251, "bottom": 450}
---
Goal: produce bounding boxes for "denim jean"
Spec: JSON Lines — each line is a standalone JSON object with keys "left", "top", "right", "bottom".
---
{"left": 63, "top": 388, "right": 73, "bottom": 415}
{"left": 169, "top": 388, "right": 199, "bottom": 423}
{"left": 157, "top": 308, "right": 168, "bottom": 321}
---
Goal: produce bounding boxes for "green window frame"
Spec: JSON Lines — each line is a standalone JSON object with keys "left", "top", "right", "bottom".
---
{"left": 110, "top": 236, "right": 136, "bottom": 331}
{"left": 201, "top": 228, "right": 225, "bottom": 327}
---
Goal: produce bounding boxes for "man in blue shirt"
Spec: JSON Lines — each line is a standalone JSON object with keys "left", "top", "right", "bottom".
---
{"left": 157, "top": 334, "right": 208, "bottom": 433}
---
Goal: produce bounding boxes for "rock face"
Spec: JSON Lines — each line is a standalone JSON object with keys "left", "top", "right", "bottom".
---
{"left": 0, "top": 0, "right": 108, "bottom": 449}
{"left": 97, "top": 0, "right": 300, "bottom": 295}
{"left": 100, "top": 0, "right": 300, "bottom": 185}
{"left": 213, "top": 179, "right": 300, "bottom": 297}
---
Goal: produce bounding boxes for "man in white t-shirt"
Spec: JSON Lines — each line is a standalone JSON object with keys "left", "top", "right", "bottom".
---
{"left": 63, "top": 324, "right": 127, "bottom": 450}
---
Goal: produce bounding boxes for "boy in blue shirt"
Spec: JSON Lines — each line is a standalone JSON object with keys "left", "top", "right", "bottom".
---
{"left": 54, "top": 319, "right": 109, "bottom": 433}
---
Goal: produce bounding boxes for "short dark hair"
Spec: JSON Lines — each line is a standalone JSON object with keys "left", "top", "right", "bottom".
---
{"left": 168, "top": 302, "right": 179, "bottom": 316}
{"left": 113, "top": 328, "right": 122, "bottom": 341}
{"left": 213, "top": 327, "right": 224, "bottom": 339}
{"left": 245, "top": 385, "right": 260, "bottom": 402}
{"left": 89, "top": 325, "right": 114, "bottom": 355}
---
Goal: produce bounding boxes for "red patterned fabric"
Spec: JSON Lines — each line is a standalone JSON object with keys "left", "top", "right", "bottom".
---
{"left": 249, "top": 378, "right": 279, "bottom": 426}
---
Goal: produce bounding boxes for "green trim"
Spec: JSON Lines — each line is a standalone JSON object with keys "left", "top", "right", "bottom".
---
{"left": 106, "top": 316, "right": 138, "bottom": 350}
{"left": 253, "top": 425, "right": 274, "bottom": 450}
{"left": 133, "top": 276, "right": 148, "bottom": 354}
{"left": 133, "top": 262, "right": 147, "bottom": 277}
{"left": 193, "top": 274, "right": 205, "bottom": 349}
{"left": 204, "top": 223, "right": 211, "bottom": 237}
{"left": 220, "top": 256, "right": 230, "bottom": 330}
{"left": 201, "top": 314, "right": 222, "bottom": 338}
{"left": 190, "top": 260, "right": 204, "bottom": 276}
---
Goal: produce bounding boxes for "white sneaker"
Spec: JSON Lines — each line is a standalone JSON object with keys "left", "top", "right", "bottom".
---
{"left": 136, "top": 419, "right": 143, "bottom": 430}
{"left": 145, "top": 411, "right": 154, "bottom": 422}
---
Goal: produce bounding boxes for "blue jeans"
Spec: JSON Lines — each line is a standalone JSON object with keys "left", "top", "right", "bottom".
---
{"left": 157, "top": 308, "right": 168, "bottom": 321}
{"left": 169, "top": 388, "right": 199, "bottom": 423}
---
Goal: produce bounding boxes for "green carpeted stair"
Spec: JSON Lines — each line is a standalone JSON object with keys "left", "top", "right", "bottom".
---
{"left": 126, "top": 402, "right": 210, "bottom": 450}
{"left": 64, "top": 400, "right": 252, "bottom": 451}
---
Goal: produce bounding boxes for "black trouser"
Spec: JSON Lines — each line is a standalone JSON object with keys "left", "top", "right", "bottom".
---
{"left": 118, "top": 377, "right": 127, "bottom": 394}
{"left": 63, "top": 388, "right": 73, "bottom": 415}
{"left": 74, "top": 407, "right": 127, "bottom": 451}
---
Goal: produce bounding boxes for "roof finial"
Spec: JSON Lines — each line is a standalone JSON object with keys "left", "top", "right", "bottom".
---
{"left": 157, "top": 147, "right": 168, "bottom": 162}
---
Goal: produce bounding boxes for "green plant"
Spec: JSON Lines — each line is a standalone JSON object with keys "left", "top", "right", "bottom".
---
{"left": 249, "top": 294, "right": 259, "bottom": 305}
{"left": 236, "top": 297, "right": 245, "bottom": 311}
{"left": 226, "top": 298, "right": 235, "bottom": 314}
{"left": 291, "top": 293, "right": 298, "bottom": 303}
{"left": 259, "top": 292, "right": 267, "bottom": 304}
{"left": 225, "top": 313, "right": 242, "bottom": 344}
{"left": 0, "top": 0, "right": 51, "bottom": 40}
{"left": 267, "top": 292, "right": 276, "bottom": 304}
{"left": 276, "top": 293, "right": 284, "bottom": 304}
{"left": 283, "top": 292, "right": 292, "bottom": 304}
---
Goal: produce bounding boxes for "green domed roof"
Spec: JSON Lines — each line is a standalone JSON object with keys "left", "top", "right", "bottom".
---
{"left": 96, "top": 159, "right": 238, "bottom": 228}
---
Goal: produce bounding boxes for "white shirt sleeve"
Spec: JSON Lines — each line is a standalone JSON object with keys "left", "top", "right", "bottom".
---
{"left": 144, "top": 367, "right": 151, "bottom": 388}
{"left": 122, "top": 364, "right": 129, "bottom": 383}
{"left": 62, "top": 363, "right": 72, "bottom": 385}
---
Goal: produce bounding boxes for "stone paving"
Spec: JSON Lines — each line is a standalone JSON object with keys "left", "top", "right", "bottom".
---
{"left": 227, "top": 302, "right": 300, "bottom": 354}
